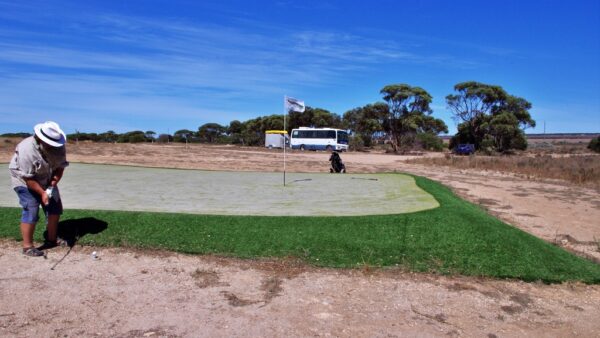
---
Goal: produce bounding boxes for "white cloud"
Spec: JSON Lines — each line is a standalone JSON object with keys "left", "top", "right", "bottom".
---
{"left": 0, "top": 8, "right": 485, "bottom": 133}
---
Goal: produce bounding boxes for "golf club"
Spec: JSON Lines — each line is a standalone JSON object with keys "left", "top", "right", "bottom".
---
{"left": 50, "top": 245, "right": 73, "bottom": 270}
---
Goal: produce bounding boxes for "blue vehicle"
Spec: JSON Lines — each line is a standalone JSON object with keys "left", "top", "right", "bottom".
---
{"left": 454, "top": 143, "right": 475, "bottom": 155}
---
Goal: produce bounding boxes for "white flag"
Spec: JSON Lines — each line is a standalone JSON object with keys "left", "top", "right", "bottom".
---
{"left": 285, "top": 96, "right": 305, "bottom": 113}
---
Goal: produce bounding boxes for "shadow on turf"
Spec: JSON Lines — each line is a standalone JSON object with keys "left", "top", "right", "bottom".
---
{"left": 43, "top": 217, "right": 108, "bottom": 248}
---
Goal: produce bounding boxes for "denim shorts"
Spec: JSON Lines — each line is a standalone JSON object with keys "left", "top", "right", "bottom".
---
{"left": 14, "top": 186, "right": 63, "bottom": 224}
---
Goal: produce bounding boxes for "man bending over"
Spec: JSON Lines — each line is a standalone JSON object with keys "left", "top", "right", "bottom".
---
{"left": 8, "top": 121, "right": 69, "bottom": 257}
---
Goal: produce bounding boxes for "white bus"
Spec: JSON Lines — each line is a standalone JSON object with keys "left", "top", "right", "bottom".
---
{"left": 290, "top": 127, "right": 349, "bottom": 151}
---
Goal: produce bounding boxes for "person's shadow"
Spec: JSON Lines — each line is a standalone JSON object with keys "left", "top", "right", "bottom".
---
{"left": 43, "top": 217, "right": 108, "bottom": 248}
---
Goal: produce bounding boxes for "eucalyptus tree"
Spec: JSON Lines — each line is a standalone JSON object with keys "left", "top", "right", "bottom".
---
{"left": 343, "top": 102, "right": 388, "bottom": 147}
{"left": 287, "top": 106, "right": 342, "bottom": 131}
{"left": 228, "top": 120, "right": 244, "bottom": 144}
{"left": 380, "top": 84, "right": 447, "bottom": 152}
{"left": 446, "top": 81, "right": 535, "bottom": 152}
{"left": 198, "top": 123, "right": 227, "bottom": 143}
{"left": 173, "top": 129, "right": 195, "bottom": 143}
{"left": 145, "top": 130, "right": 156, "bottom": 142}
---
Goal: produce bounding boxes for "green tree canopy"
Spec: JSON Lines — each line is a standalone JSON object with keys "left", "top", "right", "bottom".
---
{"left": 287, "top": 106, "right": 342, "bottom": 131}
{"left": 228, "top": 120, "right": 244, "bottom": 144}
{"left": 261, "top": 114, "right": 285, "bottom": 131}
{"left": 236, "top": 115, "right": 285, "bottom": 146}
{"left": 145, "top": 131, "right": 156, "bottom": 140}
{"left": 117, "top": 130, "right": 147, "bottom": 143}
{"left": 588, "top": 136, "right": 600, "bottom": 153}
{"left": 198, "top": 123, "right": 226, "bottom": 143}
{"left": 343, "top": 102, "right": 388, "bottom": 147}
{"left": 446, "top": 81, "right": 535, "bottom": 153}
{"left": 173, "top": 129, "right": 195, "bottom": 143}
{"left": 239, "top": 117, "right": 264, "bottom": 146}
{"left": 67, "top": 132, "right": 99, "bottom": 142}
{"left": 98, "top": 130, "right": 117, "bottom": 143}
{"left": 380, "top": 84, "right": 447, "bottom": 152}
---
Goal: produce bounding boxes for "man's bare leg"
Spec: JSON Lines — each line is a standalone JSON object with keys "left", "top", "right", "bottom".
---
{"left": 46, "top": 214, "right": 59, "bottom": 242}
{"left": 20, "top": 222, "right": 36, "bottom": 248}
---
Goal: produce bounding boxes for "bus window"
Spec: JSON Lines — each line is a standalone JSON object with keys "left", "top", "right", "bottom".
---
{"left": 337, "top": 131, "right": 348, "bottom": 143}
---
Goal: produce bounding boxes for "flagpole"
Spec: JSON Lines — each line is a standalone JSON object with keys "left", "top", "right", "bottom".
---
{"left": 283, "top": 95, "right": 287, "bottom": 187}
{"left": 282, "top": 96, "right": 304, "bottom": 187}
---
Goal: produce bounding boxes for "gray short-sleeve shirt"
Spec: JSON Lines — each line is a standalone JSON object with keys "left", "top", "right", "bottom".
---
{"left": 8, "top": 136, "right": 69, "bottom": 189}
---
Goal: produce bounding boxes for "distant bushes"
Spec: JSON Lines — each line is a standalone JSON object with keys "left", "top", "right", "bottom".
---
{"left": 349, "top": 134, "right": 365, "bottom": 151}
{"left": 0, "top": 132, "right": 31, "bottom": 138}
{"left": 117, "top": 131, "right": 148, "bottom": 143}
{"left": 589, "top": 136, "right": 600, "bottom": 153}
{"left": 417, "top": 132, "right": 445, "bottom": 151}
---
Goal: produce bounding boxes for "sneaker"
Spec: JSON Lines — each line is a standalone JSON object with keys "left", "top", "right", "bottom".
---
{"left": 22, "top": 247, "right": 45, "bottom": 257}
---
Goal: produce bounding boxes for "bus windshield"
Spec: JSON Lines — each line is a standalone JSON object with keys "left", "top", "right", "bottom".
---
{"left": 337, "top": 131, "right": 348, "bottom": 143}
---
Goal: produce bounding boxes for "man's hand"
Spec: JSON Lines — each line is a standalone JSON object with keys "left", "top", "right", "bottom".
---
{"left": 41, "top": 191, "right": 50, "bottom": 206}
{"left": 50, "top": 168, "right": 65, "bottom": 187}
{"left": 25, "top": 178, "right": 48, "bottom": 205}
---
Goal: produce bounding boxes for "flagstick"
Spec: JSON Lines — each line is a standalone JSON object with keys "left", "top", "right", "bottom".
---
{"left": 283, "top": 96, "right": 287, "bottom": 187}
{"left": 283, "top": 95, "right": 304, "bottom": 187}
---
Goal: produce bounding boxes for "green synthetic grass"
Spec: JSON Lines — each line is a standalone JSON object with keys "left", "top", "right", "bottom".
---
{"left": 1, "top": 175, "right": 599, "bottom": 283}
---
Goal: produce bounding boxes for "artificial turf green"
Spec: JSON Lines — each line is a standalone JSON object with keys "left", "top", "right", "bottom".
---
{"left": 1, "top": 175, "right": 599, "bottom": 283}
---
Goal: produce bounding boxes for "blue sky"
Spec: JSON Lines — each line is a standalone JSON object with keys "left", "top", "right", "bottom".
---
{"left": 1, "top": 0, "right": 598, "bottom": 135}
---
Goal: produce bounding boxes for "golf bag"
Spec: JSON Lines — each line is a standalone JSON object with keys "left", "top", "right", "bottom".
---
{"left": 329, "top": 151, "right": 346, "bottom": 173}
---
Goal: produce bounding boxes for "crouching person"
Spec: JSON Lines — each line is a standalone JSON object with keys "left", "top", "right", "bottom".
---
{"left": 329, "top": 151, "right": 346, "bottom": 173}
{"left": 8, "top": 121, "right": 69, "bottom": 257}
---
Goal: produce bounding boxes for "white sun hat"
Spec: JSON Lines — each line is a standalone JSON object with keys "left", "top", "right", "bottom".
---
{"left": 34, "top": 121, "right": 67, "bottom": 147}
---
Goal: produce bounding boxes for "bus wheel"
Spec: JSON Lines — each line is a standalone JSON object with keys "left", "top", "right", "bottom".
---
{"left": 326, "top": 145, "right": 332, "bottom": 151}
{"left": 300, "top": 145, "right": 305, "bottom": 151}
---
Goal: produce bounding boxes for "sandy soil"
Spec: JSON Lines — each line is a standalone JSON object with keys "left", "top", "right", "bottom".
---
{"left": 1, "top": 141, "right": 599, "bottom": 337}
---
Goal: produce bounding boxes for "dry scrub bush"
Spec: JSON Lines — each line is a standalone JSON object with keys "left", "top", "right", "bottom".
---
{"left": 407, "top": 154, "right": 600, "bottom": 189}
{"left": 528, "top": 140, "right": 592, "bottom": 155}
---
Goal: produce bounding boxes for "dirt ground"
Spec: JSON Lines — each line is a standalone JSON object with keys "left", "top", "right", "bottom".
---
{"left": 1, "top": 141, "right": 600, "bottom": 337}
